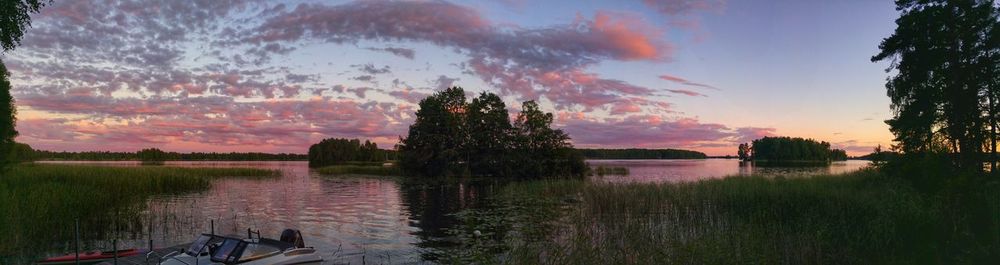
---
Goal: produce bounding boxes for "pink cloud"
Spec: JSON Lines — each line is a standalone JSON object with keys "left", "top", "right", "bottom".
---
{"left": 242, "top": 1, "right": 672, "bottom": 111}
{"left": 642, "top": 0, "right": 724, "bottom": 15}
{"left": 658, "top": 74, "right": 718, "bottom": 90}
{"left": 665, "top": 89, "right": 706, "bottom": 97}
{"left": 14, "top": 93, "right": 412, "bottom": 152}
{"left": 6, "top": 0, "right": 736, "bottom": 153}
{"left": 734, "top": 127, "right": 777, "bottom": 143}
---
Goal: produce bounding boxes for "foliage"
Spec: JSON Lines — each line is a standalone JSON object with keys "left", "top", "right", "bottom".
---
{"left": 136, "top": 148, "right": 167, "bottom": 164}
{"left": 0, "top": 61, "right": 15, "bottom": 170}
{"left": 307, "top": 138, "right": 392, "bottom": 168}
{"left": 872, "top": 0, "right": 1000, "bottom": 171}
{"left": 509, "top": 101, "right": 587, "bottom": 178}
{"left": 399, "top": 87, "right": 468, "bottom": 177}
{"left": 737, "top": 143, "right": 751, "bottom": 161}
{"left": 577, "top": 148, "right": 706, "bottom": 159}
{"left": 0, "top": 0, "right": 46, "bottom": 171}
{"left": 467, "top": 92, "right": 512, "bottom": 176}
{"left": 313, "top": 164, "right": 401, "bottom": 176}
{"left": 750, "top": 136, "right": 848, "bottom": 162}
{"left": 0, "top": 164, "right": 278, "bottom": 258}
{"left": 0, "top": 0, "right": 45, "bottom": 51}
{"left": 4, "top": 142, "right": 33, "bottom": 163}
{"left": 399, "top": 87, "right": 585, "bottom": 178}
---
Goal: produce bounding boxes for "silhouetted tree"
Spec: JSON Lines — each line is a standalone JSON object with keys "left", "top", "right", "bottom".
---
{"left": 0, "top": 0, "right": 45, "bottom": 170}
{"left": 873, "top": 0, "right": 1000, "bottom": 172}
{"left": 737, "top": 143, "right": 751, "bottom": 161}
{"left": 0, "top": 0, "right": 44, "bottom": 51}
{"left": 399, "top": 87, "right": 468, "bottom": 177}
{"left": 0, "top": 61, "right": 14, "bottom": 169}
{"left": 510, "top": 101, "right": 586, "bottom": 178}
{"left": 466, "top": 92, "right": 511, "bottom": 176}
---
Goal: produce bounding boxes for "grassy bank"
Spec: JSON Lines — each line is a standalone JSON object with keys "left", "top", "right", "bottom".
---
{"left": 0, "top": 164, "right": 279, "bottom": 258}
{"left": 442, "top": 169, "right": 998, "bottom": 264}
{"left": 314, "top": 164, "right": 401, "bottom": 176}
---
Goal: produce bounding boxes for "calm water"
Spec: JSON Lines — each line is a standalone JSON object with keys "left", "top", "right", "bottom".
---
{"left": 33, "top": 159, "right": 869, "bottom": 264}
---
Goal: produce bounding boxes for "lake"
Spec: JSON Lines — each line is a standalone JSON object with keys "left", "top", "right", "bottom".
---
{"left": 29, "top": 159, "right": 869, "bottom": 264}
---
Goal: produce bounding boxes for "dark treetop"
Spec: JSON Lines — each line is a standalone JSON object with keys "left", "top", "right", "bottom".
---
{"left": 398, "top": 87, "right": 586, "bottom": 179}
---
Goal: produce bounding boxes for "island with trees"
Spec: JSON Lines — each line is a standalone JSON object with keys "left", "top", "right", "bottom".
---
{"left": 398, "top": 87, "right": 586, "bottom": 178}
{"left": 739, "top": 136, "right": 848, "bottom": 164}
{"left": 307, "top": 138, "right": 395, "bottom": 167}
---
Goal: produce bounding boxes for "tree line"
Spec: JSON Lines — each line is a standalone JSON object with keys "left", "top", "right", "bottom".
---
{"left": 398, "top": 87, "right": 587, "bottom": 178}
{"left": 745, "top": 136, "right": 848, "bottom": 162}
{"left": 307, "top": 138, "right": 395, "bottom": 168}
{"left": 577, "top": 148, "right": 706, "bottom": 159}
{"left": 24, "top": 148, "right": 308, "bottom": 161}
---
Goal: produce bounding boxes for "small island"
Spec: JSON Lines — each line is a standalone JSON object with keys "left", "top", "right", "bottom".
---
{"left": 738, "top": 136, "right": 848, "bottom": 165}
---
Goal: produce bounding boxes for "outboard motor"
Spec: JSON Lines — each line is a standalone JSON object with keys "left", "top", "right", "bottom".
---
{"left": 279, "top": 229, "right": 305, "bottom": 248}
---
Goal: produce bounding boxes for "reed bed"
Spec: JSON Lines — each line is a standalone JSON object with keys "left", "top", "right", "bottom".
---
{"left": 443, "top": 169, "right": 998, "bottom": 264}
{"left": 314, "top": 164, "right": 402, "bottom": 176}
{"left": 591, "top": 166, "right": 629, "bottom": 175}
{"left": 0, "top": 163, "right": 279, "bottom": 259}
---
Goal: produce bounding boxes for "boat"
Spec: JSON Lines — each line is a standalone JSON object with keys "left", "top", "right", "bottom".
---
{"left": 37, "top": 248, "right": 144, "bottom": 264}
{"left": 156, "top": 229, "right": 323, "bottom": 265}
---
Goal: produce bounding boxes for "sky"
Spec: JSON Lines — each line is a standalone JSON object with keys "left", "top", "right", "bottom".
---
{"left": 6, "top": 0, "right": 899, "bottom": 156}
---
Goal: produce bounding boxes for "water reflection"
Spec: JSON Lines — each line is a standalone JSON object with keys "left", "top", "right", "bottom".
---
{"left": 20, "top": 159, "right": 868, "bottom": 264}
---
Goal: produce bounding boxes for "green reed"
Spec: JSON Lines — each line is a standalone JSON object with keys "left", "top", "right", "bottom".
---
{"left": 591, "top": 166, "right": 629, "bottom": 175}
{"left": 314, "top": 164, "right": 402, "bottom": 176}
{"left": 444, "top": 169, "right": 998, "bottom": 264}
{"left": 0, "top": 163, "right": 279, "bottom": 259}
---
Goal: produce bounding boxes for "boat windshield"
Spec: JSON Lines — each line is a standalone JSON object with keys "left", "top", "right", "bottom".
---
{"left": 238, "top": 239, "right": 284, "bottom": 262}
{"left": 210, "top": 238, "right": 248, "bottom": 264}
{"left": 184, "top": 234, "right": 217, "bottom": 256}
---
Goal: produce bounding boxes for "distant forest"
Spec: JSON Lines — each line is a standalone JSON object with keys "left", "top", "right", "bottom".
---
{"left": 577, "top": 148, "right": 706, "bottom": 159}
{"left": 27, "top": 149, "right": 308, "bottom": 161}
{"left": 308, "top": 138, "right": 396, "bottom": 168}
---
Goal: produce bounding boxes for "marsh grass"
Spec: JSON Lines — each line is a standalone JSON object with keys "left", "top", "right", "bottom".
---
{"left": 0, "top": 163, "right": 278, "bottom": 259}
{"left": 442, "top": 169, "right": 997, "bottom": 264}
{"left": 591, "top": 166, "right": 629, "bottom": 175}
{"left": 314, "top": 164, "right": 402, "bottom": 176}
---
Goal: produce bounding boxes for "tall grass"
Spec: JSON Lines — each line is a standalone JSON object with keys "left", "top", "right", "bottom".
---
{"left": 0, "top": 164, "right": 278, "bottom": 259}
{"left": 591, "top": 166, "right": 629, "bottom": 175}
{"left": 442, "top": 169, "right": 998, "bottom": 264}
{"left": 314, "top": 164, "right": 401, "bottom": 176}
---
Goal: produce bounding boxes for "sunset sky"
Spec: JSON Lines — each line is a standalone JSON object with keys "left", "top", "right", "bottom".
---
{"left": 6, "top": 0, "right": 897, "bottom": 156}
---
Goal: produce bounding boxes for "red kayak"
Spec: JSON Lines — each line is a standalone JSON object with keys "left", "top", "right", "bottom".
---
{"left": 37, "top": 248, "right": 144, "bottom": 264}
